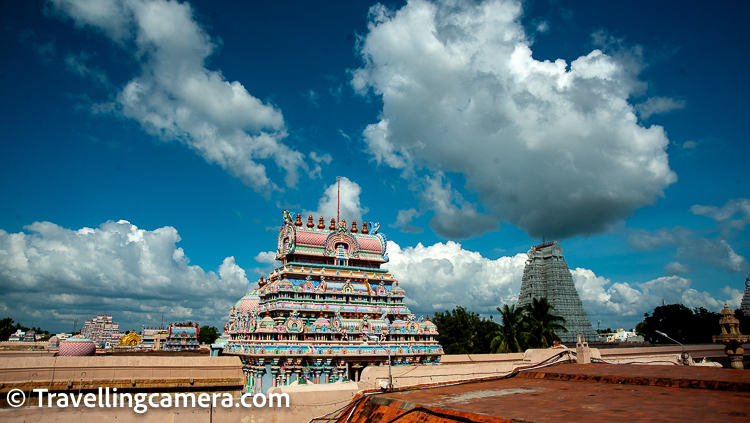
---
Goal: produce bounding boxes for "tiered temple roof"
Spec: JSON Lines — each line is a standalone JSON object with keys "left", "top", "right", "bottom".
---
{"left": 80, "top": 314, "right": 123, "bottom": 348}
{"left": 222, "top": 211, "right": 442, "bottom": 393}
{"left": 517, "top": 241, "right": 599, "bottom": 343}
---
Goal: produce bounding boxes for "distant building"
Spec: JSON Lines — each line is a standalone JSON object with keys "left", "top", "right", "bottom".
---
{"left": 163, "top": 322, "right": 201, "bottom": 351}
{"left": 517, "top": 241, "right": 599, "bottom": 343}
{"left": 21, "top": 329, "right": 36, "bottom": 342}
{"left": 8, "top": 329, "right": 25, "bottom": 342}
{"left": 741, "top": 276, "right": 750, "bottom": 317}
{"left": 80, "top": 314, "right": 123, "bottom": 348}
{"left": 604, "top": 328, "right": 643, "bottom": 343}
{"left": 138, "top": 326, "right": 169, "bottom": 350}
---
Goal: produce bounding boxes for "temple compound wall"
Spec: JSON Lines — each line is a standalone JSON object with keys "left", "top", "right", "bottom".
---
{"left": 220, "top": 211, "right": 443, "bottom": 393}
{"left": 517, "top": 241, "right": 599, "bottom": 343}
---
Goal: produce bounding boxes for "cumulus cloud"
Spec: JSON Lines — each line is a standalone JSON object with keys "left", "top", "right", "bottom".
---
{"left": 48, "top": 0, "right": 312, "bottom": 194}
{"left": 384, "top": 240, "right": 734, "bottom": 328}
{"left": 352, "top": 0, "right": 677, "bottom": 239}
{"left": 384, "top": 240, "right": 527, "bottom": 315}
{"left": 254, "top": 251, "right": 278, "bottom": 265}
{"left": 571, "top": 268, "right": 735, "bottom": 326}
{"left": 635, "top": 96, "right": 686, "bottom": 119}
{"left": 0, "top": 220, "right": 249, "bottom": 332}
{"left": 302, "top": 177, "right": 369, "bottom": 226}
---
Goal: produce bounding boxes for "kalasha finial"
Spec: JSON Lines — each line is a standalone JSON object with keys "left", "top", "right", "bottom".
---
{"left": 295, "top": 213, "right": 303, "bottom": 226}
{"left": 318, "top": 216, "right": 325, "bottom": 230}
{"left": 351, "top": 220, "right": 358, "bottom": 233}
{"left": 362, "top": 221, "right": 369, "bottom": 234}
{"left": 329, "top": 218, "right": 336, "bottom": 231}
{"left": 307, "top": 215, "right": 314, "bottom": 228}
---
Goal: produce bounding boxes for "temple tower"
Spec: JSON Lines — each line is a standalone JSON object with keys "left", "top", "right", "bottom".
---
{"left": 741, "top": 276, "right": 750, "bottom": 317}
{"left": 517, "top": 241, "right": 598, "bottom": 343}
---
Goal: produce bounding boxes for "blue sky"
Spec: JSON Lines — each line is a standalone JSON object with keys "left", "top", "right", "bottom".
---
{"left": 1, "top": 0, "right": 748, "bottom": 333}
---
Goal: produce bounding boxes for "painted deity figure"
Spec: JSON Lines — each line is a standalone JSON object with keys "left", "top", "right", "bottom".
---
{"left": 319, "top": 275, "right": 327, "bottom": 292}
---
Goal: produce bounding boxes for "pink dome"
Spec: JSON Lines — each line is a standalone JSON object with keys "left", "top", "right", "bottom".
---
{"left": 236, "top": 294, "right": 260, "bottom": 313}
{"left": 58, "top": 335, "right": 96, "bottom": 356}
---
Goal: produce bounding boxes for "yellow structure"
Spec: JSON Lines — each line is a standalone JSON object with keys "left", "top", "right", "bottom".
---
{"left": 118, "top": 331, "right": 140, "bottom": 346}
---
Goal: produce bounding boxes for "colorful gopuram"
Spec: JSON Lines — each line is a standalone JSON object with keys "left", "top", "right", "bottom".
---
{"left": 80, "top": 314, "right": 123, "bottom": 348}
{"left": 223, "top": 211, "right": 442, "bottom": 393}
{"left": 163, "top": 322, "right": 201, "bottom": 351}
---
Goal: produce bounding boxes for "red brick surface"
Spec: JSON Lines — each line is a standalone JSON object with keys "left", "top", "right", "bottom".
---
{"left": 339, "top": 364, "right": 750, "bottom": 422}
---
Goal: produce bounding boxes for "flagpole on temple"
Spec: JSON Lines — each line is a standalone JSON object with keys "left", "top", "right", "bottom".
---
{"left": 337, "top": 176, "right": 340, "bottom": 223}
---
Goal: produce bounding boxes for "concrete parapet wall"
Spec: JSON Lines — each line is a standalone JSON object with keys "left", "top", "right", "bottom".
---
{"left": 0, "top": 386, "right": 356, "bottom": 423}
{"left": 359, "top": 350, "right": 570, "bottom": 390}
{"left": 0, "top": 356, "right": 244, "bottom": 393}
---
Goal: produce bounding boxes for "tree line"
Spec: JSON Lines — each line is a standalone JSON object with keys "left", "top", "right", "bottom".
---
{"left": 0, "top": 317, "right": 51, "bottom": 341}
{"left": 432, "top": 297, "right": 566, "bottom": 354}
{"left": 432, "top": 300, "right": 750, "bottom": 354}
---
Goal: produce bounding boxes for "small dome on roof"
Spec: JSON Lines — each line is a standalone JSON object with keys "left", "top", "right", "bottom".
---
{"left": 235, "top": 293, "right": 260, "bottom": 313}
{"left": 59, "top": 335, "right": 96, "bottom": 356}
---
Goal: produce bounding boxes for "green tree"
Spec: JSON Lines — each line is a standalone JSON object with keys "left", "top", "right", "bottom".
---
{"left": 639, "top": 304, "right": 720, "bottom": 344}
{"left": 0, "top": 318, "right": 16, "bottom": 341}
{"left": 198, "top": 325, "right": 220, "bottom": 345}
{"left": 433, "top": 306, "right": 498, "bottom": 354}
{"left": 489, "top": 304, "right": 526, "bottom": 353}
{"left": 522, "top": 297, "right": 566, "bottom": 348}
{"left": 0, "top": 318, "right": 32, "bottom": 341}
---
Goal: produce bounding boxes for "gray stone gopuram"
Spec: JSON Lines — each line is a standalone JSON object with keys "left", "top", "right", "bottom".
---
{"left": 740, "top": 276, "right": 750, "bottom": 317}
{"left": 517, "top": 241, "right": 599, "bottom": 343}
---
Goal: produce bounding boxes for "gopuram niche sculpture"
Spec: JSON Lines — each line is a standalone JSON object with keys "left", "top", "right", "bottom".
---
{"left": 517, "top": 241, "right": 599, "bottom": 343}
{"left": 222, "top": 211, "right": 443, "bottom": 393}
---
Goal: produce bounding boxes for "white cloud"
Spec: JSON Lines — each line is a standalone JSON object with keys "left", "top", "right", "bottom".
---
{"left": 571, "top": 268, "right": 734, "bottom": 325}
{"left": 352, "top": 0, "right": 677, "bottom": 239}
{"left": 663, "top": 261, "right": 693, "bottom": 275}
{"left": 691, "top": 198, "right": 750, "bottom": 234}
{"left": 309, "top": 151, "right": 333, "bottom": 165}
{"left": 384, "top": 238, "right": 736, "bottom": 328}
{"left": 419, "top": 173, "right": 497, "bottom": 238}
{"left": 629, "top": 200, "right": 750, "bottom": 273}
{"left": 390, "top": 208, "right": 423, "bottom": 234}
{"left": 254, "top": 251, "right": 278, "bottom": 265}
{"left": 384, "top": 240, "right": 527, "bottom": 315}
{"left": 0, "top": 220, "right": 249, "bottom": 332}
{"left": 676, "top": 239, "right": 747, "bottom": 273}
{"left": 628, "top": 227, "right": 691, "bottom": 250}
{"left": 532, "top": 18, "right": 549, "bottom": 34}
{"left": 635, "top": 96, "right": 686, "bottom": 119}
{"left": 302, "top": 177, "right": 369, "bottom": 226}
{"left": 304, "top": 89, "right": 320, "bottom": 108}
{"left": 49, "top": 0, "right": 312, "bottom": 194}
{"left": 64, "top": 51, "right": 111, "bottom": 87}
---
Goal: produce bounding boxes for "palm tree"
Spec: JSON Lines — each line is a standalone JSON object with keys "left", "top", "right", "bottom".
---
{"left": 523, "top": 297, "right": 567, "bottom": 348}
{"left": 489, "top": 304, "right": 526, "bottom": 353}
